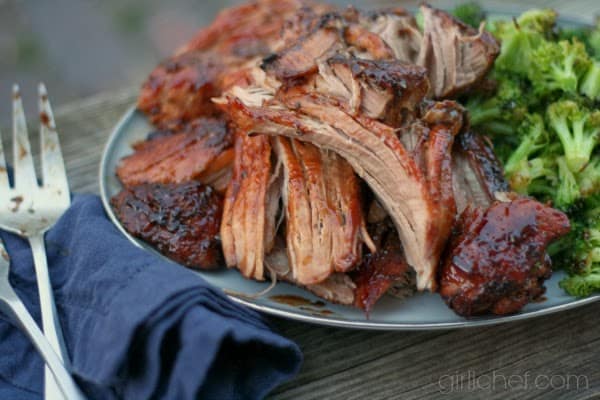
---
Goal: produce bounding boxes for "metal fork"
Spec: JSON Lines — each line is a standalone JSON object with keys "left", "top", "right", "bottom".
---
{"left": 0, "top": 237, "right": 85, "bottom": 399}
{"left": 0, "top": 84, "right": 83, "bottom": 399}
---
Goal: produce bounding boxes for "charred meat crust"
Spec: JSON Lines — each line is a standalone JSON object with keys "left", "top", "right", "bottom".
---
{"left": 439, "top": 198, "right": 570, "bottom": 317}
{"left": 111, "top": 181, "right": 224, "bottom": 269}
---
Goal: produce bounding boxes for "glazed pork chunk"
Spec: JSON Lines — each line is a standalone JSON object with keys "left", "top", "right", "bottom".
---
{"left": 112, "top": 181, "right": 223, "bottom": 270}
{"left": 439, "top": 198, "right": 570, "bottom": 316}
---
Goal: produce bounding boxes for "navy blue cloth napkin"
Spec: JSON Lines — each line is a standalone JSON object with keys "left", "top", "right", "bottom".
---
{"left": 0, "top": 194, "right": 302, "bottom": 399}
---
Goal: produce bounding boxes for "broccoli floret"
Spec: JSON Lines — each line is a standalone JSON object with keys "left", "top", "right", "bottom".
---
{"left": 546, "top": 100, "right": 600, "bottom": 173}
{"left": 559, "top": 201, "right": 600, "bottom": 296}
{"left": 580, "top": 61, "right": 600, "bottom": 100}
{"left": 465, "top": 76, "right": 530, "bottom": 135}
{"left": 493, "top": 9, "right": 557, "bottom": 76}
{"left": 558, "top": 21, "right": 600, "bottom": 60}
{"left": 588, "top": 27, "right": 600, "bottom": 59}
{"left": 578, "top": 157, "right": 600, "bottom": 196}
{"left": 451, "top": 2, "right": 485, "bottom": 28}
{"left": 504, "top": 114, "right": 552, "bottom": 192}
{"left": 554, "top": 157, "right": 581, "bottom": 208}
{"left": 494, "top": 27, "right": 542, "bottom": 76}
{"left": 560, "top": 267, "right": 600, "bottom": 297}
{"left": 515, "top": 8, "right": 557, "bottom": 33}
{"left": 520, "top": 158, "right": 557, "bottom": 199}
{"left": 528, "top": 40, "right": 591, "bottom": 96}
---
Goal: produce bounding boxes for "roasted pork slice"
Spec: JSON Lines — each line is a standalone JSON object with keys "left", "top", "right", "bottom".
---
{"left": 439, "top": 198, "right": 570, "bottom": 317}
{"left": 197, "top": 148, "right": 235, "bottom": 193}
{"left": 274, "top": 137, "right": 372, "bottom": 285}
{"left": 261, "top": 4, "right": 497, "bottom": 100}
{"left": 351, "top": 221, "right": 414, "bottom": 313}
{"left": 221, "top": 83, "right": 464, "bottom": 291}
{"left": 116, "top": 118, "right": 233, "bottom": 188}
{"left": 265, "top": 246, "right": 356, "bottom": 305}
{"left": 362, "top": 8, "right": 422, "bottom": 62}
{"left": 416, "top": 4, "right": 500, "bottom": 98}
{"left": 178, "top": 0, "right": 330, "bottom": 55}
{"left": 220, "top": 133, "right": 281, "bottom": 281}
{"left": 409, "top": 101, "right": 463, "bottom": 245}
{"left": 138, "top": 52, "right": 223, "bottom": 129}
{"left": 262, "top": 13, "right": 346, "bottom": 80}
{"left": 312, "top": 56, "right": 429, "bottom": 125}
{"left": 111, "top": 181, "right": 223, "bottom": 269}
{"left": 260, "top": 8, "right": 410, "bottom": 81}
{"left": 139, "top": 0, "right": 325, "bottom": 129}
{"left": 452, "top": 130, "right": 509, "bottom": 212}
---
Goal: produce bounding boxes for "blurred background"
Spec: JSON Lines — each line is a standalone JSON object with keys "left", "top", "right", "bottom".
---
{"left": 0, "top": 0, "right": 597, "bottom": 120}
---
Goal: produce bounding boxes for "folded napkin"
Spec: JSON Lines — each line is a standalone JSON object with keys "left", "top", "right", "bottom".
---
{"left": 0, "top": 194, "right": 302, "bottom": 399}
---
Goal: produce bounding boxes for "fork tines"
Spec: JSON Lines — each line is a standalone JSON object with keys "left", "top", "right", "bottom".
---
{"left": 0, "top": 84, "right": 68, "bottom": 198}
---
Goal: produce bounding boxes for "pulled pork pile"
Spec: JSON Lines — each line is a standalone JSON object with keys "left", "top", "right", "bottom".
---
{"left": 112, "top": 0, "right": 571, "bottom": 317}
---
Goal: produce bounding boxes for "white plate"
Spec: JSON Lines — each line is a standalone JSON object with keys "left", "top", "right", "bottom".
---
{"left": 99, "top": 107, "right": 600, "bottom": 330}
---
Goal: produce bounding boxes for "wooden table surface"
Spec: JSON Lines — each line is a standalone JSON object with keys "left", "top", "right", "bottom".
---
{"left": 15, "top": 1, "right": 600, "bottom": 398}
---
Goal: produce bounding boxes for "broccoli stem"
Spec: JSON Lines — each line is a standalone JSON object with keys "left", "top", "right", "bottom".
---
{"left": 549, "top": 110, "right": 596, "bottom": 172}
{"left": 580, "top": 61, "right": 600, "bottom": 100}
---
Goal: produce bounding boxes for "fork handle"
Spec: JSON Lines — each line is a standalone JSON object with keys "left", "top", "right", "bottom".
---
{"left": 29, "top": 234, "right": 71, "bottom": 400}
{"left": 0, "top": 283, "right": 86, "bottom": 399}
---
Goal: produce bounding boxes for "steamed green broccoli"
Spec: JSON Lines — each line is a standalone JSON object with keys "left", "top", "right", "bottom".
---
{"left": 528, "top": 40, "right": 591, "bottom": 96}
{"left": 546, "top": 100, "right": 600, "bottom": 173}
{"left": 451, "top": 3, "right": 485, "bottom": 28}
{"left": 492, "top": 9, "right": 557, "bottom": 75}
